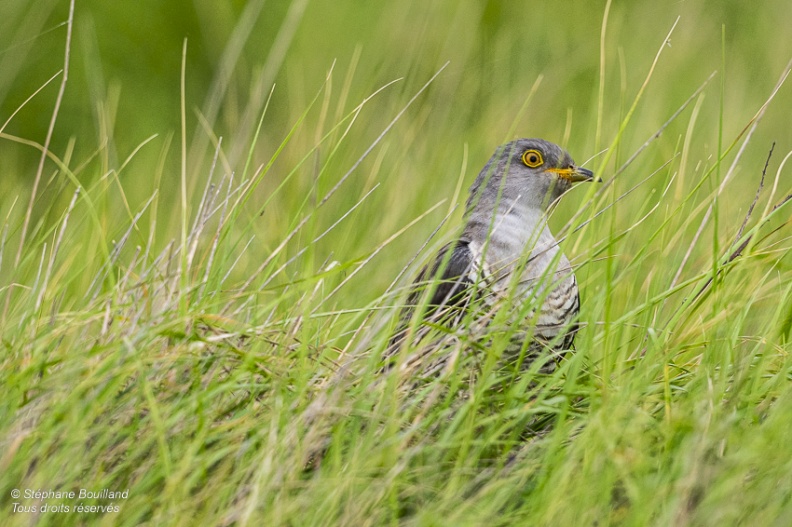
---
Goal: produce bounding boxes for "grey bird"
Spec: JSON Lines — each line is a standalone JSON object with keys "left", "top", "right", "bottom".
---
{"left": 387, "top": 138, "right": 597, "bottom": 377}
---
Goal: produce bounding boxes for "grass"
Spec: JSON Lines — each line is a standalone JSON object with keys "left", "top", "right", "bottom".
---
{"left": 2, "top": 1, "right": 792, "bottom": 525}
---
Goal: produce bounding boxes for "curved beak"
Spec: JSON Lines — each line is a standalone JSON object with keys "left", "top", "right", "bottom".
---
{"left": 549, "top": 166, "right": 600, "bottom": 183}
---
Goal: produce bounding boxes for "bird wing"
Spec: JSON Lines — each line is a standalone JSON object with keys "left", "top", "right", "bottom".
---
{"left": 386, "top": 240, "right": 476, "bottom": 359}
{"left": 416, "top": 239, "right": 476, "bottom": 309}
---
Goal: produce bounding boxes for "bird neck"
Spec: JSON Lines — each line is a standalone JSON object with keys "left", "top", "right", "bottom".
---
{"left": 463, "top": 197, "right": 555, "bottom": 267}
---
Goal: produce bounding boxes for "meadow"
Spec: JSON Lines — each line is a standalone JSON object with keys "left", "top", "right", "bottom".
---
{"left": 2, "top": 1, "right": 792, "bottom": 525}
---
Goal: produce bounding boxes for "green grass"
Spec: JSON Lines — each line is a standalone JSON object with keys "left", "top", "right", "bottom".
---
{"left": 2, "top": 1, "right": 792, "bottom": 525}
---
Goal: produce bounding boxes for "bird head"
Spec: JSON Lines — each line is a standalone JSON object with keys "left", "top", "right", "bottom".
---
{"left": 466, "top": 138, "right": 598, "bottom": 215}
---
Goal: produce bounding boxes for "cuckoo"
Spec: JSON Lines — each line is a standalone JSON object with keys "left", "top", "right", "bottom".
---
{"left": 387, "top": 138, "right": 598, "bottom": 377}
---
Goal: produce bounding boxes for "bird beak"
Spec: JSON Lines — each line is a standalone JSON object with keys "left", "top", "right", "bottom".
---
{"left": 549, "top": 166, "right": 600, "bottom": 183}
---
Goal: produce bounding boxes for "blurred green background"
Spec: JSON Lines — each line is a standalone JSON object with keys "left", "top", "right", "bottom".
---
{"left": 2, "top": 0, "right": 791, "bottom": 304}
{"left": 3, "top": 3, "right": 792, "bottom": 524}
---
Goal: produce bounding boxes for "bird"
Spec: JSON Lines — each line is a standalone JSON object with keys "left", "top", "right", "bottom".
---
{"left": 386, "top": 138, "right": 598, "bottom": 379}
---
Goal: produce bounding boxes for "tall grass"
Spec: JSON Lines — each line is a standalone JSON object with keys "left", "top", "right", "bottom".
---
{"left": 2, "top": 1, "right": 792, "bottom": 525}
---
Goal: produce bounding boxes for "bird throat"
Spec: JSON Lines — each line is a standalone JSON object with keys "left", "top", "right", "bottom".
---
{"left": 465, "top": 199, "right": 560, "bottom": 282}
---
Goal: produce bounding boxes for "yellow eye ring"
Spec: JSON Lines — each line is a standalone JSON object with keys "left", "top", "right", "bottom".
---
{"left": 521, "top": 149, "right": 544, "bottom": 168}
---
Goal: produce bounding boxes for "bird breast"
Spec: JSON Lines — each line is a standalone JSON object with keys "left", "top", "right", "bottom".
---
{"left": 468, "top": 212, "right": 579, "bottom": 340}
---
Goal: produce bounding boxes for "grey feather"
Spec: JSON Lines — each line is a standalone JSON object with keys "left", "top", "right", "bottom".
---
{"left": 387, "top": 138, "right": 597, "bottom": 375}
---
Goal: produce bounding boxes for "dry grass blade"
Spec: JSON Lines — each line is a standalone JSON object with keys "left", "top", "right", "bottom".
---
{"left": 15, "top": 0, "right": 75, "bottom": 268}
{"left": 736, "top": 142, "right": 774, "bottom": 242}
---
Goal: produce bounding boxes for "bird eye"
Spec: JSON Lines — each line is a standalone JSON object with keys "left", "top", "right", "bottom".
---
{"left": 521, "top": 149, "right": 544, "bottom": 168}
